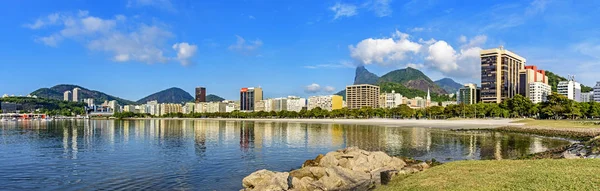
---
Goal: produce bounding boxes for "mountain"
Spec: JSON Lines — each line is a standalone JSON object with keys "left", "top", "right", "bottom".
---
{"left": 377, "top": 67, "right": 448, "bottom": 94}
{"left": 435, "top": 78, "right": 463, "bottom": 94}
{"left": 30, "top": 84, "right": 136, "bottom": 105}
{"left": 354, "top": 66, "right": 379, "bottom": 85}
{"left": 335, "top": 90, "right": 346, "bottom": 100}
{"left": 206, "top": 94, "right": 225, "bottom": 102}
{"left": 136, "top": 87, "right": 194, "bottom": 104}
{"left": 546, "top": 71, "right": 593, "bottom": 93}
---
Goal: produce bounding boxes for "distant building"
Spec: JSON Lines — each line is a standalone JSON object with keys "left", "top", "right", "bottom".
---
{"left": 63, "top": 91, "right": 72, "bottom": 101}
{"left": 379, "top": 90, "right": 403, "bottom": 108}
{"left": 519, "top": 65, "right": 548, "bottom": 98}
{"left": 529, "top": 82, "right": 551, "bottom": 103}
{"left": 480, "top": 46, "right": 526, "bottom": 103}
{"left": 159, "top": 103, "right": 182, "bottom": 115}
{"left": 557, "top": 76, "right": 581, "bottom": 102}
{"left": 195, "top": 87, "right": 206, "bottom": 103}
{"left": 83, "top": 98, "right": 94, "bottom": 107}
{"left": 206, "top": 102, "right": 226, "bottom": 113}
{"left": 441, "top": 101, "right": 457, "bottom": 107}
{"left": 240, "top": 87, "right": 263, "bottom": 111}
{"left": 307, "top": 95, "right": 343, "bottom": 111}
{"left": 286, "top": 96, "right": 306, "bottom": 112}
{"left": 72, "top": 88, "right": 81, "bottom": 102}
{"left": 183, "top": 102, "right": 196, "bottom": 114}
{"left": 407, "top": 97, "right": 426, "bottom": 108}
{"left": 581, "top": 92, "right": 594, "bottom": 103}
{"left": 195, "top": 102, "right": 207, "bottom": 113}
{"left": 594, "top": 82, "right": 600, "bottom": 102}
{"left": 224, "top": 100, "right": 239, "bottom": 112}
{"left": 458, "top": 83, "right": 480, "bottom": 105}
{"left": 346, "top": 84, "right": 380, "bottom": 109}
{"left": 123, "top": 105, "right": 136, "bottom": 113}
{"left": 254, "top": 100, "right": 266, "bottom": 112}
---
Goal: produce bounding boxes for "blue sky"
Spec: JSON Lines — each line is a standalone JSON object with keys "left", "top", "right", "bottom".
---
{"left": 1, "top": 0, "right": 599, "bottom": 101}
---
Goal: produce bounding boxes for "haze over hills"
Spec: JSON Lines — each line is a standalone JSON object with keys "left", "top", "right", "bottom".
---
{"left": 31, "top": 84, "right": 137, "bottom": 105}
{"left": 434, "top": 78, "right": 463, "bottom": 94}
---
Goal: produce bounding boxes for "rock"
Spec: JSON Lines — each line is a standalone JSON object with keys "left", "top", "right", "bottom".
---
{"left": 242, "top": 170, "right": 289, "bottom": 191}
{"left": 303, "top": 154, "right": 324, "bottom": 167}
{"left": 290, "top": 167, "right": 327, "bottom": 180}
{"left": 562, "top": 150, "right": 582, "bottom": 159}
{"left": 414, "top": 162, "right": 430, "bottom": 170}
{"left": 389, "top": 157, "right": 407, "bottom": 170}
{"left": 380, "top": 170, "right": 398, "bottom": 185}
{"left": 290, "top": 176, "right": 324, "bottom": 191}
{"left": 319, "top": 166, "right": 371, "bottom": 190}
{"left": 318, "top": 152, "right": 339, "bottom": 168}
{"left": 370, "top": 167, "right": 395, "bottom": 184}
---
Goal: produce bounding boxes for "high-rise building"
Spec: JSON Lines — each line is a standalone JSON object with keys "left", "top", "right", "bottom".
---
{"left": 83, "top": 98, "right": 95, "bottom": 107}
{"left": 557, "top": 76, "right": 581, "bottom": 102}
{"left": 594, "top": 82, "right": 600, "bottom": 102}
{"left": 458, "top": 83, "right": 480, "bottom": 105}
{"left": 206, "top": 102, "right": 226, "bottom": 113}
{"left": 379, "top": 90, "right": 403, "bottom": 108}
{"left": 195, "top": 87, "right": 206, "bottom": 103}
{"left": 346, "top": 84, "right": 380, "bottom": 109}
{"left": 528, "top": 82, "right": 551, "bottom": 104}
{"left": 240, "top": 87, "right": 263, "bottom": 111}
{"left": 480, "top": 46, "right": 526, "bottom": 103}
{"left": 307, "top": 95, "right": 343, "bottom": 111}
{"left": 581, "top": 92, "right": 594, "bottom": 103}
{"left": 518, "top": 65, "right": 548, "bottom": 97}
{"left": 63, "top": 91, "right": 72, "bottom": 101}
{"left": 72, "top": 88, "right": 81, "bottom": 102}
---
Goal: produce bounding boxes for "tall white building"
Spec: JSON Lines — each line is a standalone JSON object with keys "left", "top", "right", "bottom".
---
{"left": 183, "top": 102, "right": 195, "bottom": 114}
{"left": 83, "top": 98, "right": 95, "bottom": 107}
{"left": 286, "top": 96, "right": 306, "bottom": 112}
{"left": 379, "top": 90, "right": 403, "bottom": 108}
{"left": 72, "top": 88, "right": 81, "bottom": 102}
{"left": 557, "top": 77, "right": 581, "bottom": 102}
{"left": 63, "top": 91, "right": 72, "bottom": 101}
{"left": 594, "top": 82, "right": 600, "bottom": 102}
{"left": 528, "top": 82, "right": 551, "bottom": 103}
{"left": 581, "top": 92, "right": 594, "bottom": 103}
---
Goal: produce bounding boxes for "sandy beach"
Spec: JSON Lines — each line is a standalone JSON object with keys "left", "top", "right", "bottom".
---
{"left": 127, "top": 118, "right": 521, "bottom": 129}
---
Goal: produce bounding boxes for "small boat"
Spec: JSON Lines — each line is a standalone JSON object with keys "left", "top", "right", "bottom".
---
{"left": 0, "top": 118, "right": 7, "bottom": 122}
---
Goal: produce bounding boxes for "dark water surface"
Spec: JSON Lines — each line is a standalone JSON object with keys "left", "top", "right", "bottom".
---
{"left": 0, "top": 119, "right": 571, "bottom": 190}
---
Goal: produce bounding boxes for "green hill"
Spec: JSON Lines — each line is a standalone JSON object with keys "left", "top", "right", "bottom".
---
{"left": 435, "top": 78, "right": 463, "bottom": 93}
{"left": 377, "top": 67, "right": 448, "bottom": 94}
{"left": 30, "top": 84, "right": 136, "bottom": 105}
{"left": 136, "top": 87, "right": 194, "bottom": 104}
{"left": 206, "top": 94, "right": 225, "bottom": 102}
{"left": 354, "top": 66, "right": 379, "bottom": 85}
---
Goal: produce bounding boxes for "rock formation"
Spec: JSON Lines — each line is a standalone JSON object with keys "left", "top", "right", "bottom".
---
{"left": 241, "top": 147, "right": 430, "bottom": 191}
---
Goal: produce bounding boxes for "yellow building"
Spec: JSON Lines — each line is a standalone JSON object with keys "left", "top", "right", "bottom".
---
{"left": 331, "top": 95, "right": 343, "bottom": 110}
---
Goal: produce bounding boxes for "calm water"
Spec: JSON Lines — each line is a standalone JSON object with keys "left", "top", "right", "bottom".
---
{"left": 0, "top": 119, "right": 571, "bottom": 190}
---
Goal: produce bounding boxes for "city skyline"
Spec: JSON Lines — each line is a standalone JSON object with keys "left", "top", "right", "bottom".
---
{"left": 1, "top": 0, "right": 600, "bottom": 100}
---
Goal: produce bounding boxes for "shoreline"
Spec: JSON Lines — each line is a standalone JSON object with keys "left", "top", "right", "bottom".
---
{"left": 123, "top": 117, "right": 521, "bottom": 129}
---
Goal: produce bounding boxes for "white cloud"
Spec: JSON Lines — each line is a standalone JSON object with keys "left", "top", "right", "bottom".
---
{"left": 349, "top": 30, "right": 421, "bottom": 65}
{"left": 23, "top": 13, "right": 61, "bottom": 29}
{"left": 461, "top": 35, "right": 487, "bottom": 49}
{"left": 572, "top": 42, "right": 600, "bottom": 59}
{"left": 249, "top": 15, "right": 256, "bottom": 19}
{"left": 172, "top": 42, "right": 198, "bottom": 66}
{"left": 228, "top": 35, "right": 263, "bottom": 55}
{"left": 425, "top": 40, "right": 482, "bottom": 79}
{"left": 526, "top": 0, "right": 549, "bottom": 15}
{"left": 458, "top": 35, "right": 467, "bottom": 43}
{"left": 324, "top": 86, "right": 336, "bottom": 93}
{"left": 368, "top": 0, "right": 392, "bottom": 17}
{"left": 305, "top": 83, "right": 321, "bottom": 93}
{"left": 25, "top": 11, "right": 196, "bottom": 66}
{"left": 330, "top": 3, "right": 358, "bottom": 20}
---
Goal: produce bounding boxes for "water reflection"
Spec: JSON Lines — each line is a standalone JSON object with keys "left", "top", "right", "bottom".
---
{"left": 0, "top": 119, "right": 571, "bottom": 191}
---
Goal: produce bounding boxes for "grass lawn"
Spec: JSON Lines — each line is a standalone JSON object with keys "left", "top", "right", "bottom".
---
{"left": 512, "top": 119, "right": 600, "bottom": 128}
{"left": 377, "top": 159, "right": 600, "bottom": 191}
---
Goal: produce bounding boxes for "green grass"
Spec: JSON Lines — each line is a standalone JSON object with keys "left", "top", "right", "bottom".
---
{"left": 512, "top": 119, "right": 600, "bottom": 128}
{"left": 377, "top": 159, "right": 600, "bottom": 191}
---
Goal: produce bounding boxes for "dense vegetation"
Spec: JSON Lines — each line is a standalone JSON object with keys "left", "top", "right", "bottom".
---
{"left": 0, "top": 97, "right": 86, "bottom": 116}
{"left": 377, "top": 67, "right": 447, "bottom": 94}
{"left": 136, "top": 87, "right": 194, "bottom": 104}
{"left": 31, "top": 84, "right": 136, "bottom": 105}
{"left": 206, "top": 94, "right": 225, "bottom": 102}
{"left": 546, "top": 71, "right": 593, "bottom": 92}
